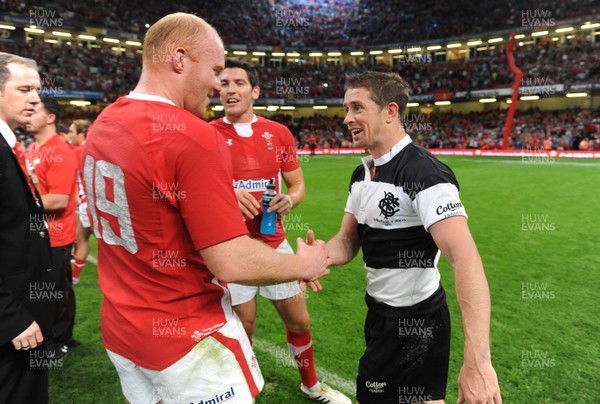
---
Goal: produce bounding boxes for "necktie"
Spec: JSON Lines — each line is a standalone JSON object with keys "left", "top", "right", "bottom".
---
{"left": 12, "top": 140, "right": 39, "bottom": 200}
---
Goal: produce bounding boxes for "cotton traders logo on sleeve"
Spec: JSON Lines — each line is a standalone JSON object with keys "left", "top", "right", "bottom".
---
{"left": 436, "top": 201, "right": 463, "bottom": 218}
{"left": 233, "top": 178, "right": 271, "bottom": 191}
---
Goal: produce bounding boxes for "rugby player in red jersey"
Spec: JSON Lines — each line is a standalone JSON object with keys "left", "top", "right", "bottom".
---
{"left": 211, "top": 59, "right": 350, "bottom": 404}
{"left": 82, "top": 13, "right": 329, "bottom": 404}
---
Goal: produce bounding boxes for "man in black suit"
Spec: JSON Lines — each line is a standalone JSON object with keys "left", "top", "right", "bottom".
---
{"left": 0, "top": 53, "right": 63, "bottom": 403}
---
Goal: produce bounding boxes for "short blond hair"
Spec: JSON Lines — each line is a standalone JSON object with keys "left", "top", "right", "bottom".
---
{"left": 142, "top": 13, "right": 219, "bottom": 67}
{"left": 72, "top": 119, "right": 92, "bottom": 136}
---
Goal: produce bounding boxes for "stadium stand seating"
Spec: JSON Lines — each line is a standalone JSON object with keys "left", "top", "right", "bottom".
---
{"left": 2, "top": 0, "right": 599, "bottom": 150}
{"left": 269, "top": 108, "right": 600, "bottom": 151}
{"left": 2, "top": 39, "right": 598, "bottom": 102}
{"left": 2, "top": 0, "right": 599, "bottom": 45}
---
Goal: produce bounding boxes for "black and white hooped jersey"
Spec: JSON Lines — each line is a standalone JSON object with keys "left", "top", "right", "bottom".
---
{"left": 345, "top": 135, "right": 467, "bottom": 311}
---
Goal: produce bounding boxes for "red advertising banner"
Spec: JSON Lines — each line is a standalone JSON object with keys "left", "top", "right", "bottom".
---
{"left": 297, "top": 149, "right": 600, "bottom": 158}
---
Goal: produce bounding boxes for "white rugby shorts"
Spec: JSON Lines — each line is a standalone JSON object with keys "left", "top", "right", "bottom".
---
{"left": 227, "top": 239, "right": 302, "bottom": 305}
{"left": 106, "top": 314, "right": 263, "bottom": 403}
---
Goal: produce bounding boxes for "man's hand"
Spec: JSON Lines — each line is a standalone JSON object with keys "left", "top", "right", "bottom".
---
{"left": 296, "top": 234, "right": 330, "bottom": 282}
{"left": 268, "top": 193, "right": 293, "bottom": 216}
{"left": 457, "top": 360, "right": 502, "bottom": 404}
{"left": 234, "top": 188, "right": 260, "bottom": 219}
{"left": 12, "top": 321, "right": 43, "bottom": 350}
{"left": 299, "top": 279, "right": 323, "bottom": 293}
{"left": 299, "top": 230, "right": 324, "bottom": 292}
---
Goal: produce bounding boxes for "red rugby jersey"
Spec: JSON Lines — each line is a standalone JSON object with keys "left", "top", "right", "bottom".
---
{"left": 211, "top": 116, "right": 300, "bottom": 248}
{"left": 83, "top": 93, "right": 248, "bottom": 370}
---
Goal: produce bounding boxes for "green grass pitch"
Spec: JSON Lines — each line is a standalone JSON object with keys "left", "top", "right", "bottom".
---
{"left": 50, "top": 155, "right": 600, "bottom": 403}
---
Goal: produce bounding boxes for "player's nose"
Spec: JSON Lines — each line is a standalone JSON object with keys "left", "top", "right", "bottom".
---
{"left": 343, "top": 111, "right": 353, "bottom": 125}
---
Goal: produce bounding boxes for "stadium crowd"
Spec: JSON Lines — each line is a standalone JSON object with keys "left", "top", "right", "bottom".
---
{"left": 348, "top": 0, "right": 599, "bottom": 44}
{"left": 1, "top": 39, "right": 142, "bottom": 101}
{"left": 2, "top": 38, "right": 599, "bottom": 103}
{"left": 269, "top": 107, "right": 600, "bottom": 151}
{"left": 257, "top": 39, "right": 600, "bottom": 98}
{"left": 14, "top": 107, "right": 600, "bottom": 153}
{"left": 4, "top": 0, "right": 599, "bottom": 151}
{"left": 2, "top": 0, "right": 599, "bottom": 45}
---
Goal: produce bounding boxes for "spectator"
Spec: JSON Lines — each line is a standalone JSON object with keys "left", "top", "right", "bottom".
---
{"left": 24, "top": 96, "right": 79, "bottom": 360}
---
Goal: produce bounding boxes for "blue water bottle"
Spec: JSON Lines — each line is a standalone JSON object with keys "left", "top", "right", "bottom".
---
{"left": 260, "top": 179, "right": 277, "bottom": 235}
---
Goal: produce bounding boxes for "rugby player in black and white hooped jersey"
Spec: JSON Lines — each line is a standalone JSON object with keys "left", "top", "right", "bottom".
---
{"left": 321, "top": 71, "right": 502, "bottom": 404}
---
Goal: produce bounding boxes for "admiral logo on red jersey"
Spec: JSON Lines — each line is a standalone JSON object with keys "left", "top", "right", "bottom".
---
{"left": 233, "top": 178, "right": 272, "bottom": 191}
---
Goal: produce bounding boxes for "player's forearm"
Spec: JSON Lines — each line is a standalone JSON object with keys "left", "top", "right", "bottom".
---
{"left": 233, "top": 249, "right": 308, "bottom": 286}
{"left": 201, "top": 235, "right": 325, "bottom": 285}
{"left": 285, "top": 182, "right": 305, "bottom": 208}
{"left": 325, "top": 234, "right": 358, "bottom": 266}
{"left": 41, "top": 193, "right": 69, "bottom": 212}
{"left": 454, "top": 254, "right": 493, "bottom": 363}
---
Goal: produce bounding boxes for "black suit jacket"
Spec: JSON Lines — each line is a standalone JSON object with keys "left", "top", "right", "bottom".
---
{"left": 0, "top": 133, "right": 62, "bottom": 355}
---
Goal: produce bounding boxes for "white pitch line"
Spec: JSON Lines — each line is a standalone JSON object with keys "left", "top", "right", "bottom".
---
{"left": 85, "top": 255, "right": 356, "bottom": 395}
{"left": 253, "top": 338, "right": 356, "bottom": 397}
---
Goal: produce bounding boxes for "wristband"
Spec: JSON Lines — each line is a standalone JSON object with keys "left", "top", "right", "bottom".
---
{"left": 285, "top": 194, "right": 293, "bottom": 209}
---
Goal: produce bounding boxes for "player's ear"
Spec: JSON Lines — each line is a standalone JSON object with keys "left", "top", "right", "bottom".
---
{"left": 252, "top": 85, "right": 260, "bottom": 101}
{"left": 172, "top": 47, "right": 186, "bottom": 74}
{"left": 385, "top": 102, "right": 399, "bottom": 124}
